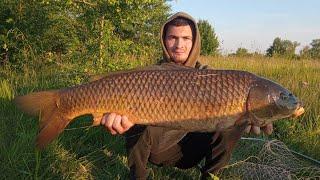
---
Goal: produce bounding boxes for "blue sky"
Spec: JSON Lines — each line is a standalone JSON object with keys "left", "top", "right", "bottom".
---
{"left": 167, "top": 0, "right": 320, "bottom": 54}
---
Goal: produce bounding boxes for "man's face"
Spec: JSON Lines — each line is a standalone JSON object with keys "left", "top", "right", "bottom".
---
{"left": 165, "top": 25, "right": 193, "bottom": 64}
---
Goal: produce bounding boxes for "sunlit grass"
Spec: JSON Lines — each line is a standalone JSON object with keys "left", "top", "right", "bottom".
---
{"left": 1, "top": 56, "right": 319, "bottom": 179}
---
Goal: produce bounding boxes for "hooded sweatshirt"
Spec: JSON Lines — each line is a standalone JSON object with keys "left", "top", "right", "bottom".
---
{"left": 159, "top": 12, "right": 201, "bottom": 68}
{"left": 143, "top": 12, "right": 206, "bottom": 162}
{"left": 126, "top": 13, "right": 211, "bottom": 178}
{"left": 126, "top": 12, "right": 207, "bottom": 153}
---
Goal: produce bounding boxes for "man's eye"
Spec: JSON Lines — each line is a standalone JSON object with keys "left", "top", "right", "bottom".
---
{"left": 167, "top": 36, "right": 176, "bottom": 40}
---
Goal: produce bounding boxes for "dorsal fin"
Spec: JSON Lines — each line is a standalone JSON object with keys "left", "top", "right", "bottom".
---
{"left": 88, "top": 63, "right": 192, "bottom": 82}
{"left": 88, "top": 69, "right": 136, "bottom": 82}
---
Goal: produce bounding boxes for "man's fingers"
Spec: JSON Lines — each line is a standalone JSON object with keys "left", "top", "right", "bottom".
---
{"left": 102, "top": 113, "right": 133, "bottom": 135}
{"left": 245, "top": 124, "right": 273, "bottom": 135}
{"left": 105, "top": 113, "right": 117, "bottom": 135}
{"left": 101, "top": 116, "right": 105, "bottom": 125}
{"left": 121, "top": 115, "right": 134, "bottom": 132}
{"left": 101, "top": 113, "right": 107, "bottom": 125}
{"left": 252, "top": 126, "right": 261, "bottom": 135}
{"left": 245, "top": 125, "right": 251, "bottom": 134}
{"left": 262, "top": 123, "right": 273, "bottom": 135}
{"left": 112, "top": 115, "right": 124, "bottom": 134}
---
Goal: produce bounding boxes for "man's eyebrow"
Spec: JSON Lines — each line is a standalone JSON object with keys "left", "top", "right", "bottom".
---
{"left": 167, "top": 34, "right": 192, "bottom": 37}
{"left": 182, "top": 36, "right": 192, "bottom": 39}
{"left": 166, "top": 34, "right": 177, "bottom": 38}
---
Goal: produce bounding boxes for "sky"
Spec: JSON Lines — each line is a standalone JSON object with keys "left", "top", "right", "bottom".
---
{"left": 167, "top": 0, "right": 320, "bottom": 54}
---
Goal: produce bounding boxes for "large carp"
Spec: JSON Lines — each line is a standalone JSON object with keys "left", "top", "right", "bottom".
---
{"left": 14, "top": 65, "right": 304, "bottom": 149}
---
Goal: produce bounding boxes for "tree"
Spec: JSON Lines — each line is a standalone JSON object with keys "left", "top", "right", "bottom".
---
{"left": 266, "top": 37, "right": 300, "bottom": 59}
{"left": 0, "top": 1, "right": 53, "bottom": 66}
{"left": 74, "top": 0, "right": 170, "bottom": 66}
{"left": 235, "top": 47, "right": 249, "bottom": 57}
{"left": 299, "top": 46, "right": 312, "bottom": 59}
{"left": 309, "top": 39, "right": 320, "bottom": 59}
{"left": 0, "top": 0, "right": 170, "bottom": 69}
{"left": 197, "top": 20, "right": 219, "bottom": 56}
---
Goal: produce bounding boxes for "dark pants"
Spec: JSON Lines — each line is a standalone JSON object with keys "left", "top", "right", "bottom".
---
{"left": 124, "top": 123, "right": 247, "bottom": 180}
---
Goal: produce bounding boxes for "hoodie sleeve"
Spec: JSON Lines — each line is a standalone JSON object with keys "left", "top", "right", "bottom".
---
{"left": 195, "top": 61, "right": 210, "bottom": 70}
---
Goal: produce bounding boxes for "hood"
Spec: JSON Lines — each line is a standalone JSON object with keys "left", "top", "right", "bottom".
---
{"left": 160, "top": 12, "right": 201, "bottom": 67}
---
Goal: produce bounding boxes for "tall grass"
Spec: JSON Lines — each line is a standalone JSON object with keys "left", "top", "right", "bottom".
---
{"left": 0, "top": 56, "right": 319, "bottom": 179}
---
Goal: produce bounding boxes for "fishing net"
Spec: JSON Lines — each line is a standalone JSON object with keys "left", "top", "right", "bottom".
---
{"left": 216, "top": 139, "right": 320, "bottom": 180}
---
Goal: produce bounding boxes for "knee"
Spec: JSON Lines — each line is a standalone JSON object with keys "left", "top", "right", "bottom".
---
{"left": 141, "top": 126, "right": 164, "bottom": 146}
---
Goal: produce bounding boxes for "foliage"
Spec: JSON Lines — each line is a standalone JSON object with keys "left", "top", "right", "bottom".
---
{"left": 309, "top": 39, "right": 320, "bottom": 59}
{"left": 74, "top": 0, "right": 170, "bottom": 67}
{"left": 0, "top": 0, "right": 170, "bottom": 70}
{"left": 299, "top": 39, "right": 320, "bottom": 60}
{"left": 197, "top": 19, "right": 219, "bottom": 56}
{"left": 228, "top": 48, "right": 264, "bottom": 58}
{"left": 235, "top": 47, "right": 250, "bottom": 57}
{"left": 0, "top": 1, "right": 47, "bottom": 67}
{"left": 299, "top": 46, "right": 311, "bottom": 59}
{"left": 266, "top": 37, "right": 300, "bottom": 59}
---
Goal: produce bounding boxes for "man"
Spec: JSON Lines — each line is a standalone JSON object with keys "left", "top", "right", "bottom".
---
{"left": 100, "top": 12, "right": 273, "bottom": 179}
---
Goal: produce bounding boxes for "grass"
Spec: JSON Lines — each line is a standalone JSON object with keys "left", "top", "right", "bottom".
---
{"left": 1, "top": 56, "right": 319, "bottom": 179}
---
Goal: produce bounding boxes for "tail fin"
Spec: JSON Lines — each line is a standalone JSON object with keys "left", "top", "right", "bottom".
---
{"left": 13, "top": 90, "right": 59, "bottom": 129}
{"left": 13, "top": 90, "right": 72, "bottom": 149}
{"left": 36, "top": 112, "right": 71, "bottom": 149}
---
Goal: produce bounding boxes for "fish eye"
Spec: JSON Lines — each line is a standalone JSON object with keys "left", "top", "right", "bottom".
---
{"left": 280, "top": 92, "right": 289, "bottom": 101}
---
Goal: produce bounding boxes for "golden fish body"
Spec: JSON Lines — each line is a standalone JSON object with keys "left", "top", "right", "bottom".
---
{"left": 62, "top": 69, "right": 252, "bottom": 130}
{"left": 14, "top": 68, "right": 304, "bottom": 149}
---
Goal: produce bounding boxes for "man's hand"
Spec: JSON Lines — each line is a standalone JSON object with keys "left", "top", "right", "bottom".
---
{"left": 245, "top": 123, "right": 273, "bottom": 135}
{"left": 101, "top": 113, "right": 134, "bottom": 135}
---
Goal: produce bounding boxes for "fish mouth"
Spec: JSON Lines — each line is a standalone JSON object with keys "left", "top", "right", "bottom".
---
{"left": 291, "top": 106, "right": 305, "bottom": 118}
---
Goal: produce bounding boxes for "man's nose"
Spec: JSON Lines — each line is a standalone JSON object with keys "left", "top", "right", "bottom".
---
{"left": 175, "top": 38, "right": 183, "bottom": 48}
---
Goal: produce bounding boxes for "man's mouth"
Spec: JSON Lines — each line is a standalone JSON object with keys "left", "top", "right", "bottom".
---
{"left": 174, "top": 52, "right": 184, "bottom": 55}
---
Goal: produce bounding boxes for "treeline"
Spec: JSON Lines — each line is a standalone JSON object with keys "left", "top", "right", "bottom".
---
{"left": 1, "top": 1, "right": 319, "bottom": 72}
{"left": 230, "top": 37, "right": 320, "bottom": 60}
{"left": 0, "top": 0, "right": 170, "bottom": 70}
